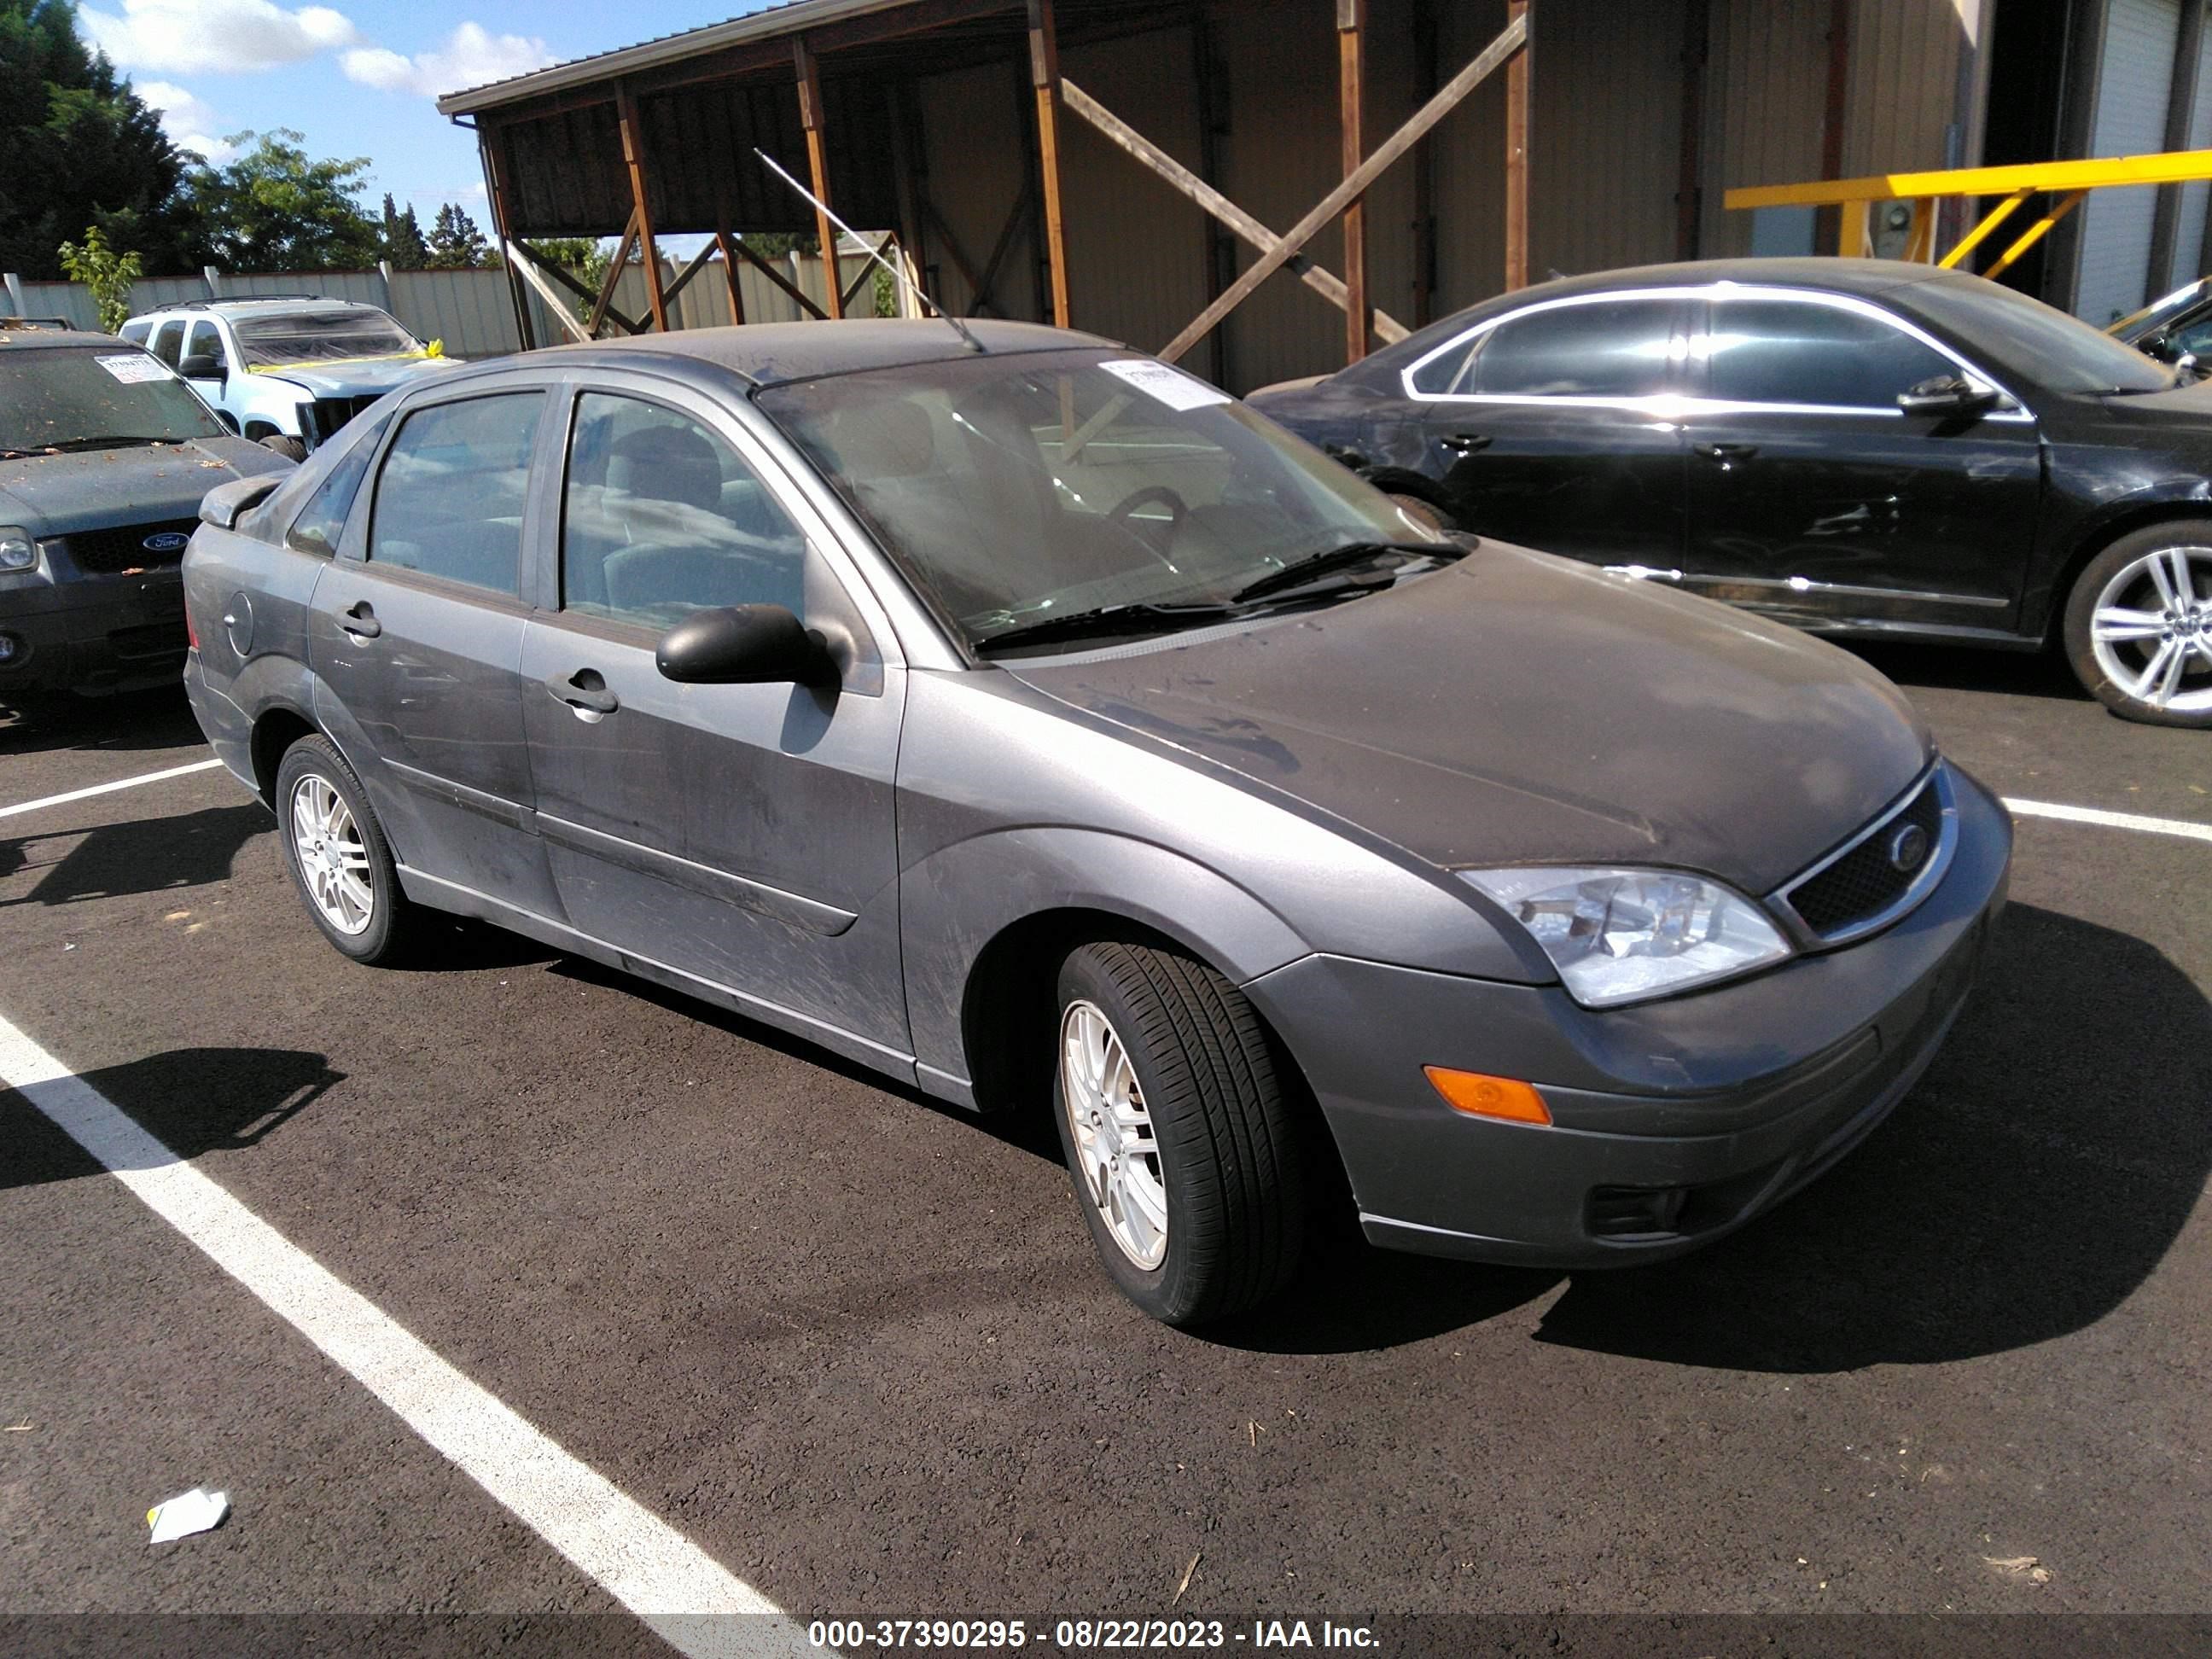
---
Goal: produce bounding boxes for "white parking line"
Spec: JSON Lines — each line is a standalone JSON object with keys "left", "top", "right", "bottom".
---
{"left": 0, "top": 1012, "right": 806, "bottom": 1657}
{"left": 0, "top": 758, "right": 223, "bottom": 821}
{"left": 2003, "top": 797, "right": 2212, "bottom": 846}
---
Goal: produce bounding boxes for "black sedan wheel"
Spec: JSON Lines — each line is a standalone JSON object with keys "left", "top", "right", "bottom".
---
{"left": 2064, "top": 523, "right": 2212, "bottom": 726}
{"left": 274, "top": 734, "right": 417, "bottom": 963}
{"left": 1053, "top": 941, "right": 1307, "bottom": 1326}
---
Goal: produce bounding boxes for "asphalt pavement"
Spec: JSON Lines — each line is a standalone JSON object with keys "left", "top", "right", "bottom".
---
{"left": 1, "top": 645, "right": 2207, "bottom": 1658}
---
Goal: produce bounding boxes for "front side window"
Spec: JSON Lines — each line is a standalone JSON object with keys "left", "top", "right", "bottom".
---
{"left": 367, "top": 393, "right": 543, "bottom": 596}
{"left": 233, "top": 308, "right": 420, "bottom": 369}
{"left": 759, "top": 351, "right": 1422, "bottom": 645}
{"left": 1704, "top": 298, "right": 1954, "bottom": 409}
{"left": 0, "top": 346, "right": 224, "bottom": 454}
{"left": 560, "top": 392, "right": 809, "bottom": 629}
{"left": 183, "top": 321, "right": 228, "bottom": 375}
{"left": 149, "top": 321, "right": 185, "bottom": 367}
{"left": 1453, "top": 300, "right": 1685, "bottom": 399}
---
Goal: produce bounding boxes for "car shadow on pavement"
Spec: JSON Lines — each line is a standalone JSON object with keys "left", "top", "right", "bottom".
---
{"left": 1844, "top": 640, "right": 2090, "bottom": 703}
{"left": 2, "top": 1047, "right": 343, "bottom": 1193}
{"left": 1531, "top": 900, "right": 2211, "bottom": 1371}
{"left": 0, "top": 687, "right": 205, "bottom": 755}
{"left": 0, "top": 802, "right": 268, "bottom": 908}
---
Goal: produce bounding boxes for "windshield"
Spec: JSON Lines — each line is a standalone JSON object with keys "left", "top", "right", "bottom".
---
{"left": 757, "top": 351, "right": 1432, "bottom": 648}
{"left": 2108, "top": 277, "right": 2212, "bottom": 341}
{"left": 1905, "top": 275, "right": 2176, "bottom": 394}
{"left": 0, "top": 346, "right": 224, "bottom": 453}
{"left": 233, "top": 308, "right": 420, "bottom": 367}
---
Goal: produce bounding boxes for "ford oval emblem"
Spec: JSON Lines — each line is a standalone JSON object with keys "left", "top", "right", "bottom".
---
{"left": 1887, "top": 822, "right": 1930, "bottom": 875}
{"left": 143, "top": 531, "right": 189, "bottom": 554}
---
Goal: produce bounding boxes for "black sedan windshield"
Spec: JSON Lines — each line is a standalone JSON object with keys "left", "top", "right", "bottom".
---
{"left": 1906, "top": 276, "right": 2175, "bottom": 395}
{"left": 758, "top": 351, "right": 1432, "bottom": 645}
{"left": 0, "top": 345, "right": 224, "bottom": 453}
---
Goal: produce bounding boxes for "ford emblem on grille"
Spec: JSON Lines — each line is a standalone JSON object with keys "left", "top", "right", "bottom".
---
{"left": 142, "top": 531, "right": 189, "bottom": 554}
{"left": 1887, "top": 822, "right": 1931, "bottom": 875}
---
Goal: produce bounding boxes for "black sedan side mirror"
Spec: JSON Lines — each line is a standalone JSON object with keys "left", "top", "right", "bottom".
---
{"left": 177, "top": 352, "right": 224, "bottom": 381}
{"left": 657, "top": 603, "right": 831, "bottom": 686}
{"left": 1898, "top": 374, "right": 1997, "bottom": 416}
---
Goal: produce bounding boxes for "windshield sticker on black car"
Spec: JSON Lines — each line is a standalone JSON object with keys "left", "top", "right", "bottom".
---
{"left": 96, "top": 354, "right": 172, "bottom": 385}
{"left": 1101, "top": 358, "right": 1232, "bottom": 411}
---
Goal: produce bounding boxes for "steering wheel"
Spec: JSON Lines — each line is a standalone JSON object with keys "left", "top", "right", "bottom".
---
{"left": 1106, "top": 485, "right": 1190, "bottom": 564}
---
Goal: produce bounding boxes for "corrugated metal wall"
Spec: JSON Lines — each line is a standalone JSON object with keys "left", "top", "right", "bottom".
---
{"left": 913, "top": 59, "right": 1034, "bottom": 321}
{"left": 2168, "top": 16, "right": 2212, "bottom": 292}
{"left": 1700, "top": 0, "right": 1827, "bottom": 257}
{"left": 1842, "top": 0, "right": 1976, "bottom": 175}
{"left": 2078, "top": 0, "right": 2183, "bottom": 323}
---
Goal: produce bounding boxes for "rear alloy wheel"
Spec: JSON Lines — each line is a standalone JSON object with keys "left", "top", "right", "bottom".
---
{"left": 274, "top": 734, "right": 416, "bottom": 963}
{"left": 2064, "top": 525, "right": 2212, "bottom": 726}
{"left": 1053, "top": 942, "right": 1307, "bottom": 1326}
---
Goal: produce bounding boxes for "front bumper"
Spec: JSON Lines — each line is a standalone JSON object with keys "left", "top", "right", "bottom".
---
{"left": 0, "top": 570, "right": 187, "bottom": 697}
{"left": 1245, "top": 762, "right": 2013, "bottom": 1269}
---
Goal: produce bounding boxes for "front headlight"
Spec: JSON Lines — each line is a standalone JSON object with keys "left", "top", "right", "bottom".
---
{"left": 1462, "top": 866, "right": 1792, "bottom": 1009}
{"left": 0, "top": 527, "right": 35, "bottom": 572}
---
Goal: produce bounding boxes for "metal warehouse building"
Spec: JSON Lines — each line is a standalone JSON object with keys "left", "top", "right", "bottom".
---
{"left": 436, "top": 0, "right": 2189, "bottom": 393}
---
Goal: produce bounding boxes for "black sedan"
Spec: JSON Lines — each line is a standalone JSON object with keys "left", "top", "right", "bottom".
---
{"left": 1249, "top": 258, "right": 2212, "bottom": 728}
{"left": 2110, "top": 276, "right": 2212, "bottom": 368}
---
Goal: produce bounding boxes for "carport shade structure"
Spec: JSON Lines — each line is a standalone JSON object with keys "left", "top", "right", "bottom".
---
{"left": 437, "top": 0, "right": 1534, "bottom": 366}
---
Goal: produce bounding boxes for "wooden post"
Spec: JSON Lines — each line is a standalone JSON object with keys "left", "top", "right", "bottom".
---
{"left": 478, "top": 122, "right": 537, "bottom": 351}
{"left": 1815, "top": 0, "right": 1851, "bottom": 256}
{"left": 793, "top": 36, "right": 845, "bottom": 319}
{"left": 1338, "top": 0, "right": 1369, "bottom": 362}
{"left": 1028, "top": 0, "right": 1072, "bottom": 327}
{"left": 1504, "top": 0, "right": 1530, "bottom": 291}
{"left": 614, "top": 82, "right": 670, "bottom": 332}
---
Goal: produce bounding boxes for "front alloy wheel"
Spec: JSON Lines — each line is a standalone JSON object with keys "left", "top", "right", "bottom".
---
{"left": 1061, "top": 999, "right": 1169, "bottom": 1270}
{"left": 2065, "top": 526, "right": 2212, "bottom": 726}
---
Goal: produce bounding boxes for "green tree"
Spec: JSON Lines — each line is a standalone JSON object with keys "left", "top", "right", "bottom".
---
{"left": 56, "top": 224, "right": 143, "bottom": 333}
{"left": 425, "top": 202, "right": 490, "bottom": 270}
{"left": 377, "top": 194, "right": 428, "bottom": 270}
{"left": 0, "top": 0, "right": 198, "bottom": 277}
{"left": 182, "top": 129, "right": 379, "bottom": 271}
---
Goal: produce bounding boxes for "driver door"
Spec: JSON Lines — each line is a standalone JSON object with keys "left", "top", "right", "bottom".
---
{"left": 520, "top": 376, "right": 911, "bottom": 1060}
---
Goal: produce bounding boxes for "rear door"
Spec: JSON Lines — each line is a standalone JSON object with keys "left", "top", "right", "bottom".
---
{"left": 307, "top": 378, "right": 562, "bottom": 917}
{"left": 1678, "top": 291, "right": 2044, "bottom": 632}
{"left": 519, "top": 375, "right": 911, "bottom": 1058}
{"left": 1399, "top": 292, "right": 1694, "bottom": 569}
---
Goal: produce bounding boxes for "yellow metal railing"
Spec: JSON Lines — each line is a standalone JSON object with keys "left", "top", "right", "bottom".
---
{"left": 1724, "top": 149, "right": 2212, "bottom": 279}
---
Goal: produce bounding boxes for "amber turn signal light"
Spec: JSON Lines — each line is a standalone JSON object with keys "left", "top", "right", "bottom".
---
{"left": 1423, "top": 1066, "right": 1551, "bottom": 1125}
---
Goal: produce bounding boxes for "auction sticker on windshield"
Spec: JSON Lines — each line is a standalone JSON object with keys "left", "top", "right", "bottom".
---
{"left": 96, "top": 355, "right": 172, "bottom": 385}
{"left": 1101, "top": 358, "right": 1231, "bottom": 410}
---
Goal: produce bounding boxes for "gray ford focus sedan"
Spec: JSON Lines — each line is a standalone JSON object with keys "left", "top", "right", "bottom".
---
{"left": 181, "top": 320, "right": 2011, "bottom": 1326}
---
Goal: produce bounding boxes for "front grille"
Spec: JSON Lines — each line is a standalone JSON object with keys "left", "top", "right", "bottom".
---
{"left": 303, "top": 396, "right": 379, "bottom": 447}
{"left": 1783, "top": 771, "right": 1948, "bottom": 940}
{"left": 62, "top": 518, "right": 198, "bottom": 575}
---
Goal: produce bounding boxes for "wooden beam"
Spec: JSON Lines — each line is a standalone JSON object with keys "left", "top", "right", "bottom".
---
{"left": 919, "top": 195, "right": 990, "bottom": 307}
{"left": 479, "top": 125, "right": 537, "bottom": 351}
{"left": 1338, "top": 0, "right": 1369, "bottom": 363}
{"left": 973, "top": 194, "right": 1032, "bottom": 317}
{"left": 840, "top": 242, "right": 877, "bottom": 313}
{"left": 1028, "top": 0, "right": 1072, "bottom": 327}
{"left": 502, "top": 241, "right": 592, "bottom": 343}
{"left": 614, "top": 82, "right": 670, "bottom": 332}
{"left": 1059, "top": 78, "right": 1407, "bottom": 342}
{"left": 588, "top": 210, "right": 641, "bottom": 338}
{"left": 662, "top": 238, "right": 720, "bottom": 312}
{"left": 517, "top": 242, "right": 643, "bottom": 333}
{"left": 714, "top": 225, "right": 746, "bottom": 323}
{"left": 1504, "top": 0, "right": 1530, "bottom": 291}
{"left": 1161, "top": 9, "right": 1527, "bottom": 362}
{"left": 729, "top": 233, "right": 830, "bottom": 320}
{"left": 1814, "top": 0, "right": 1851, "bottom": 255}
{"left": 793, "top": 35, "right": 844, "bottom": 318}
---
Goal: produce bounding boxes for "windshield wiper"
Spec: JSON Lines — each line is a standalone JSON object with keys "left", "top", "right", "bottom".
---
{"left": 45, "top": 435, "right": 183, "bottom": 452}
{"left": 975, "top": 601, "right": 1246, "bottom": 655}
{"left": 1229, "top": 539, "right": 1459, "bottom": 604}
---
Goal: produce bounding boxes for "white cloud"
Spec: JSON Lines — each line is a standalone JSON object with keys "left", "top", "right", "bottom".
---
{"left": 82, "top": 0, "right": 358, "bottom": 75}
{"left": 136, "top": 79, "right": 236, "bottom": 161}
{"left": 341, "top": 23, "right": 553, "bottom": 98}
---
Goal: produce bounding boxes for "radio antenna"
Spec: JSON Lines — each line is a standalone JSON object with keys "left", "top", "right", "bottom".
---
{"left": 751, "top": 148, "right": 983, "bottom": 352}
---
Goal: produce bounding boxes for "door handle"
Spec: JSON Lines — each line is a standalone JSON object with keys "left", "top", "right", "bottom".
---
{"left": 547, "top": 668, "right": 619, "bottom": 717}
{"left": 1439, "top": 432, "right": 1493, "bottom": 454}
{"left": 341, "top": 600, "right": 381, "bottom": 640}
{"left": 1693, "top": 441, "right": 1759, "bottom": 462}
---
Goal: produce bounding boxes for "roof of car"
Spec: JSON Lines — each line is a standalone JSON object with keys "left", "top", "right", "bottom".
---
{"left": 440, "top": 318, "right": 1126, "bottom": 391}
{"left": 0, "top": 329, "right": 146, "bottom": 352}
{"left": 128, "top": 297, "right": 389, "bottom": 319}
{"left": 1517, "top": 256, "right": 1953, "bottom": 300}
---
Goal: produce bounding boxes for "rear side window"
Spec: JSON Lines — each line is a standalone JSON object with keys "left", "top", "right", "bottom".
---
{"left": 284, "top": 422, "right": 385, "bottom": 556}
{"left": 1459, "top": 300, "right": 1685, "bottom": 399}
{"left": 1705, "top": 299, "right": 1954, "bottom": 409}
{"left": 367, "top": 393, "right": 543, "bottom": 596}
{"left": 119, "top": 321, "right": 152, "bottom": 346}
{"left": 149, "top": 321, "right": 185, "bottom": 366}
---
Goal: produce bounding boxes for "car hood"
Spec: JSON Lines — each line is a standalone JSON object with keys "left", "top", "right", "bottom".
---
{"left": 0, "top": 435, "right": 292, "bottom": 534}
{"left": 1004, "top": 544, "right": 1933, "bottom": 896}
{"left": 252, "top": 356, "right": 458, "bottom": 399}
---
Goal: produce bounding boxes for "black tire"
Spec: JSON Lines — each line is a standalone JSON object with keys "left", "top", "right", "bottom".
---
{"left": 2061, "top": 521, "right": 2212, "bottom": 728}
{"left": 273, "top": 733, "right": 417, "bottom": 964}
{"left": 1053, "top": 941, "right": 1307, "bottom": 1326}
{"left": 259, "top": 434, "right": 308, "bottom": 463}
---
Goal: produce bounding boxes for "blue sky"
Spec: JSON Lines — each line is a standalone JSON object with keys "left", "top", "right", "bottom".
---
{"left": 82, "top": 1, "right": 777, "bottom": 231}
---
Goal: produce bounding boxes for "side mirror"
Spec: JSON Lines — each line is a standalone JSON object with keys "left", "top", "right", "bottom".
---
{"left": 1897, "top": 374, "right": 1997, "bottom": 416}
{"left": 656, "top": 603, "right": 831, "bottom": 686}
{"left": 178, "top": 352, "right": 224, "bottom": 381}
{"left": 198, "top": 474, "right": 282, "bottom": 529}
